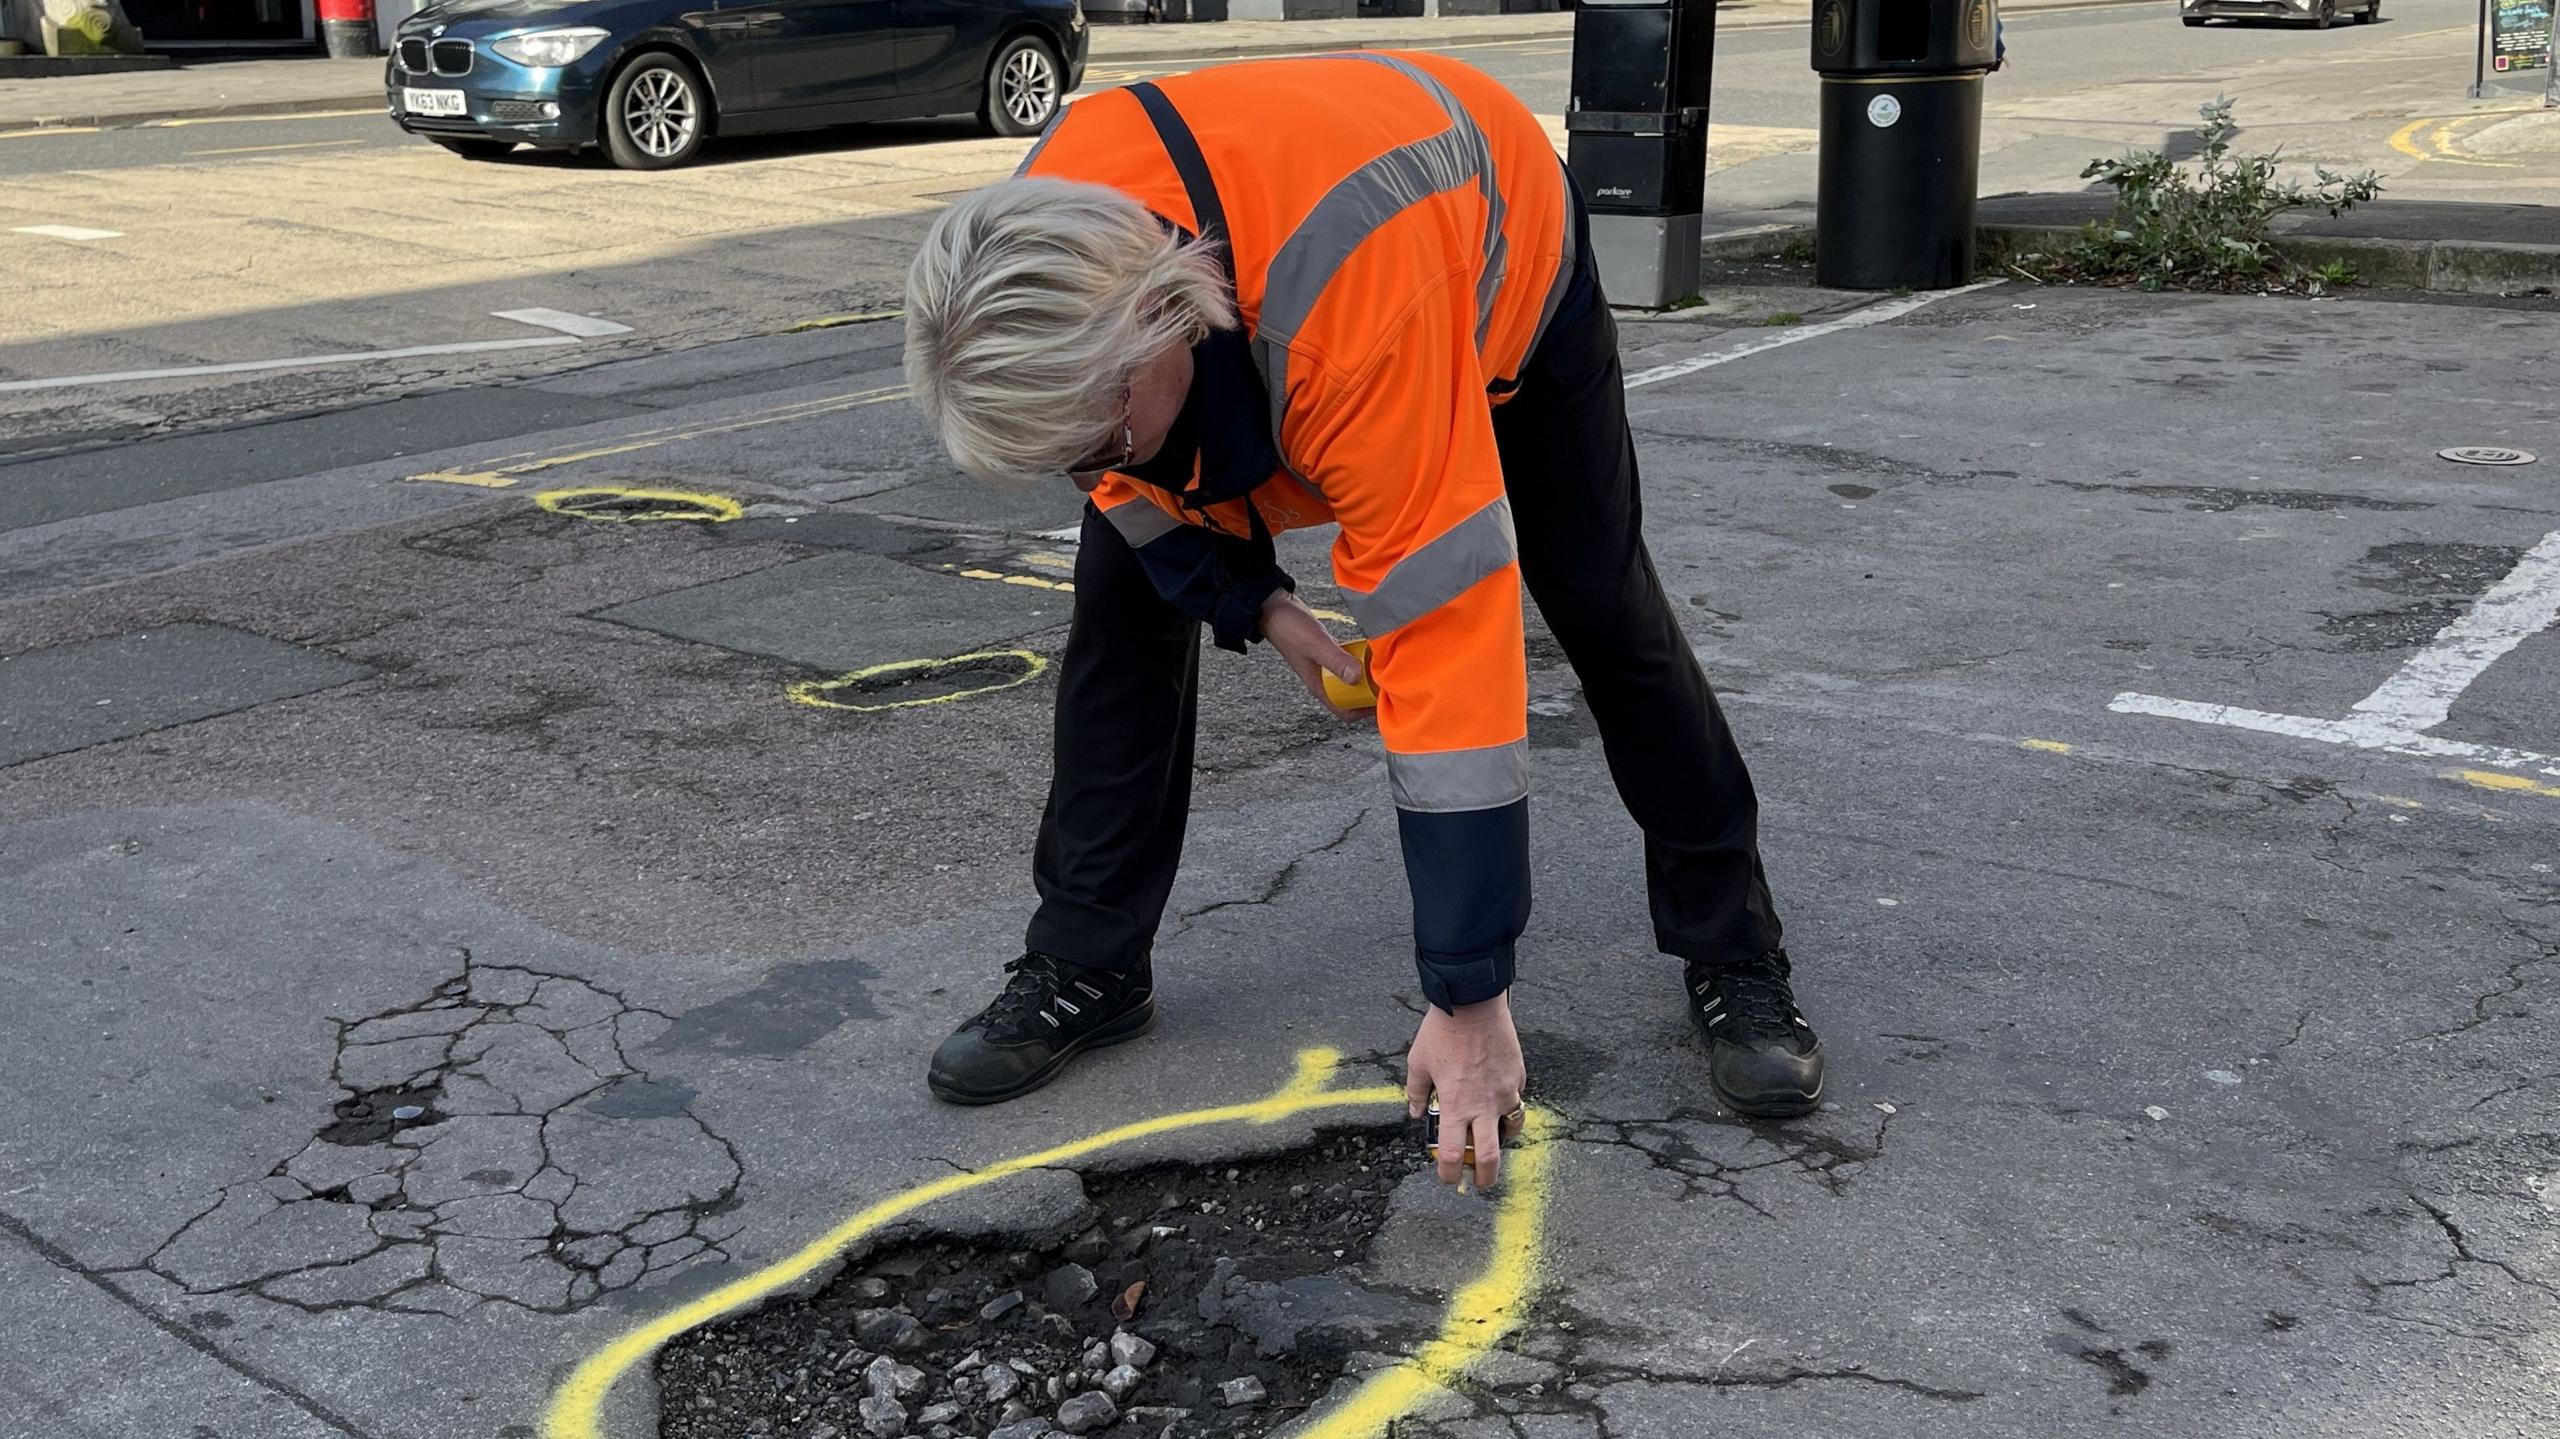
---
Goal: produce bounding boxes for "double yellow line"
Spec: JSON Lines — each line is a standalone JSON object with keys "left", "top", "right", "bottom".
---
{"left": 2387, "top": 112, "right": 2530, "bottom": 169}
{"left": 408, "top": 382, "right": 909, "bottom": 488}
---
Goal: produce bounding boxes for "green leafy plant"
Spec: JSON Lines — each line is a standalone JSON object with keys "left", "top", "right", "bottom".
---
{"left": 1761, "top": 311, "right": 1803, "bottom": 327}
{"left": 2305, "top": 257, "right": 2361, "bottom": 295}
{"left": 2051, "top": 98, "right": 2382, "bottom": 293}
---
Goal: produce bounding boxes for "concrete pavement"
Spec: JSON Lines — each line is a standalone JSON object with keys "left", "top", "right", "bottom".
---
{"left": 3, "top": 0, "right": 2551, "bottom": 457}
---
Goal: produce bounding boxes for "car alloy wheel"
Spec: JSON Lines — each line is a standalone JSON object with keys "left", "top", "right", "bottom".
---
{"left": 1001, "top": 45, "right": 1058, "bottom": 131}
{"left": 624, "top": 69, "right": 698, "bottom": 161}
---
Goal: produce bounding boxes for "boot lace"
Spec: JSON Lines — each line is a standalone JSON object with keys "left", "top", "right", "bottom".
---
{"left": 1692, "top": 952, "right": 1806, "bottom": 1042}
{"left": 976, "top": 953, "right": 1109, "bottom": 1039}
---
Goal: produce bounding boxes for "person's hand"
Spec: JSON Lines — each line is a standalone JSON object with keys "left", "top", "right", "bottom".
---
{"left": 1260, "top": 590, "right": 1368, "bottom": 720}
{"left": 1406, "top": 993, "right": 1528, "bottom": 1192}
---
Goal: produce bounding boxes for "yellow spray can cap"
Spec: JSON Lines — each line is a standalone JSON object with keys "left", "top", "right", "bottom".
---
{"left": 1320, "top": 637, "right": 1377, "bottom": 710}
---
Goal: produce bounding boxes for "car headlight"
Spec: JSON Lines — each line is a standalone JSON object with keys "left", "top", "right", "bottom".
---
{"left": 492, "top": 27, "right": 610, "bottom": 68}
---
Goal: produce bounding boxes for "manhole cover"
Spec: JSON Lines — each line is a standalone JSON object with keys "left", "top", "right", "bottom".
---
{"left": 2437, "top": 447, "right": 2537, "bottom": 467}
{"left": 533, "top": 486, "right": 745, "bottom": 522}
{"left": 788, "top": 649, "right": 1047, "bottom": 713}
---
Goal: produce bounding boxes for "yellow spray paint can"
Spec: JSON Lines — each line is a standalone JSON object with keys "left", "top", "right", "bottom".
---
{"left": 1322, "top": 637, "right": 1378, "bottom": 711}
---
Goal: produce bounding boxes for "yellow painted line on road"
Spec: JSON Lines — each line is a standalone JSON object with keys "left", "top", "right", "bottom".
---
{"left": 184, "top": 138, "right": 368, "bottom": 157}
{"left": 782, "top": 308, "right": 902, "bottom": 334}
{"left": 0, "top": 125, "right": 102, "bottom": 141}
{"left": 788, "top": 648, "right": 1049, "bottom": 712}
{"left": 2389, "top": 113, "right": 2528, "bottom": 167}
{"left": 533, "top": 486, "right": 744, "bottom": 524}
{"left": 2448, "top": 769, "right": 2560, "bottom": 800}
{"left": 407, "top": 384, "right": 908, "bottom": 487}
{"left": 2020, "top": 738, "right": 2075, "bottom": 754}
{"left": 949, "top": 564, "right": 1075, "bottom": 593}
{"left": 542, "top": 1048, "right": 1553, "bottom": 1439}
{"left": 143, "top": 108, "right": 383, "bottom": 128}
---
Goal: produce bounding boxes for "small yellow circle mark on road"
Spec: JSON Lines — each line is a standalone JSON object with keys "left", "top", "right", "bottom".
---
{"left": 786, "top": 649, "right": 1047, "bottom": 713}
{"left": 532, "top": 486, "right": 745, "bottom": 523}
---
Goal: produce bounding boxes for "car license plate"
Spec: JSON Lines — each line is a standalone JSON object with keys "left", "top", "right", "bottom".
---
{"left": 403, "top": 88, "right": 467, "bottom": 118}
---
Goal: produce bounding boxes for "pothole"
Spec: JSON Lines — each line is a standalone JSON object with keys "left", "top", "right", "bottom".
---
{"left": 786, "top": 650, "right": 1048, "bottom": 714}
{"left": 533, "top": 486, "right": 746, "bottom": 523}
{"left": 655, "top": 1128, "right": 1432, "bottom": 1439}
{"left": 315, "top": 1083, "right": 444, "bottom": 1146}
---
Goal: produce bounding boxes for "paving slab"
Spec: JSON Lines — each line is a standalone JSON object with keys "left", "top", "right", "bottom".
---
{"left": 594, "top": 550, "right": 1064, "bottom": 673}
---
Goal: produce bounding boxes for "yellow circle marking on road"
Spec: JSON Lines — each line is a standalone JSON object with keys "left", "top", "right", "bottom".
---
{"left": 531, "top": 486, "right": 745, "bottom": 523}
{"left": 542, "top": 1048, "right": 1557, "bottom": 1439}
{"left": 786, "top": 649, "right": 1049, "bottom": 713}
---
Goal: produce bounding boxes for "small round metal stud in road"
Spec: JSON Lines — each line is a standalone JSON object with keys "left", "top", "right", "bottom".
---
{"left": 2437, "top": 446, "right": 2537, "bottom": 466}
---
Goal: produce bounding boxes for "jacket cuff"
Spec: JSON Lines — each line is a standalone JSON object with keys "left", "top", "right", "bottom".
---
{"left": 1210, "top": 565, "right": 1294, "bottom": 654}
{"left": 1396, "top": 799, "right": 1531, "bottom": 1013}
{"left": 1416, "top": 941, "right": 1517, "bottom": 1012}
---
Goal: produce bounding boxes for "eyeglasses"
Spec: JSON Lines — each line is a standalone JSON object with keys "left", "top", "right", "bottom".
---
{"left": 1067, "top": 385, "right": 1134, "bottom": 481}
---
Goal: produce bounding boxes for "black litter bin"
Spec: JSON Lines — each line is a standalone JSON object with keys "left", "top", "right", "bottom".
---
{"left": 1809, "top": 0, "right": 1999, "bottom": 290}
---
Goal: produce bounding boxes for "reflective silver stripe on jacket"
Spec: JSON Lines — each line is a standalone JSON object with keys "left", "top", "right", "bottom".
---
{"left": 1339, "top": 496, "right": 1517, "bottom": 638}
{"left": 1102, "top": 498, "right": 1182, "bottom": 549}
{"left": 1389, "top": 741, "right": 1530, "bottom": 813}
{"left": 1255, "top": 54, "right": 1510, "bottom": 448}
{"left": 1340, "top": 53, "right": 1509, "bottom": 346}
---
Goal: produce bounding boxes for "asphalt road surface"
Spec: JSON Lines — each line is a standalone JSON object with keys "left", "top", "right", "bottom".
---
{"left": 3, "top": 10, "right": 2558, "bottom": 1439}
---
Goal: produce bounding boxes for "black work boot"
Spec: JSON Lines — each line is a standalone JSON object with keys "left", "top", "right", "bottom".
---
{"left": 927, "top": 952, "right": 1155, "bottom": 1105}
{"left": 1684, "top": 949, "right": 1825, "bottom": 1118}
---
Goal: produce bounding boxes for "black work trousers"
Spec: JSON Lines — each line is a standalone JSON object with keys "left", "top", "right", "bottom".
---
{"left": 1025, "top": 251, "right": 1784, "bottom": 982}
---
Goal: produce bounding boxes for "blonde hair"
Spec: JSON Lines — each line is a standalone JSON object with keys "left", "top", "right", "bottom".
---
{"left": 904, "top": 178, "right": 1235, "bottom": 483}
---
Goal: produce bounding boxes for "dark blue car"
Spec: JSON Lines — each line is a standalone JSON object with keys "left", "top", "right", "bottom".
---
{"left": 386, "top": 0, "right": 1089, "bottom": 169}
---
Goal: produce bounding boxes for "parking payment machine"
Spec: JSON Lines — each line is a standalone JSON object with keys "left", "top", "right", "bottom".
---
{"left": 1565, "top": 0, "right": 1718, "bottom": 309}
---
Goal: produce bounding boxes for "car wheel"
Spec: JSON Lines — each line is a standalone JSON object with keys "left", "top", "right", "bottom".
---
{"left": 2182, "top": 13, "right": 2205, "bottom": 23}
{"left": 2354, "top": 0, "right": 2378, "bottom": 19}
{"left": 432, "top": 137, "right": 517, "bottom": 160}
{"left": 982, "top": 35, "right": 1063, "bottom": 139}
{"left": 2312, "top": 0, "right": 2334, "bottom": 25}
{"left": 603, "top": 53, "right": 710, "bottom": 171}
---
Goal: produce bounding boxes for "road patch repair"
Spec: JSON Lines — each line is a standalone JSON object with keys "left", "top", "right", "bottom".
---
{"left": 0, "top": 621, "right": 372, "bottom": 766}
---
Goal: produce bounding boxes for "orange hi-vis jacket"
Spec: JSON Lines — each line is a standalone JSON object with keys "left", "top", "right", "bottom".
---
{"left": 1022, "top": 54, "right": 1579, "bottom": 1010}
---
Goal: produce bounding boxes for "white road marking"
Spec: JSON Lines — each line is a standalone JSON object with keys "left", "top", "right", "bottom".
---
{"left": 494, "top": 308, "right": 634, "bottom": 338}
{"left": 2110, "top": 527, "right": 2560, "bottom": 780}
{"left": 1037, "top": 286, "right": 2001, "bottom": 546}
{"left": 2346, "top": 530, "right": 2560, "bottom": 734}
{"left": 13, "top": 224, "right": 122, "bottom": 241}
{"left": 0, "top": 336, "right": 578, "bottom": 393}
{"left": 1623, "top": 279, "right": 2005, "bottom": 391}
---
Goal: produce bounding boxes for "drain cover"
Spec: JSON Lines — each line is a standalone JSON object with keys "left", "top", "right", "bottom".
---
{"left": 2437, "top": 447, "right": 2536, "bottom": 467}
{"left": 534, "top": 486, "right": 745, "bottom": 522}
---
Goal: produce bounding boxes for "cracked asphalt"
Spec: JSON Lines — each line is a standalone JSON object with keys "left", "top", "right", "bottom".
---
{"left": 3, "top": 269, "right": 2557, "bottom": 1439}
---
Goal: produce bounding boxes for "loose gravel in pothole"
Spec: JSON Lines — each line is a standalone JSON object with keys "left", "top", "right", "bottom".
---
{"left": 657, "top": 1127, "right": 1432, "bottom": 1439}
